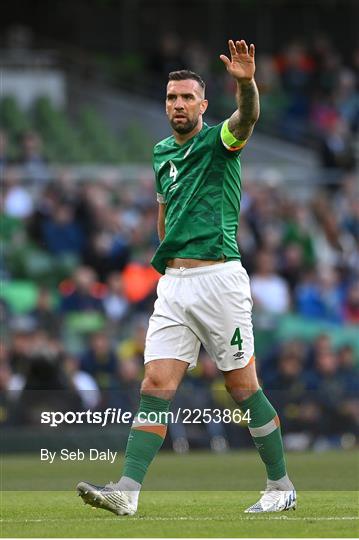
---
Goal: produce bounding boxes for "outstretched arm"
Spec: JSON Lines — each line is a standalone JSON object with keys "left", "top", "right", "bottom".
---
{"left": 220, "top": 39, "right": 260, "bottom": 142}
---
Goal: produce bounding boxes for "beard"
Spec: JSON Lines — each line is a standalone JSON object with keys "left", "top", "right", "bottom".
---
{"left": 170, "top": 116, "right": 198, "bottom": 134}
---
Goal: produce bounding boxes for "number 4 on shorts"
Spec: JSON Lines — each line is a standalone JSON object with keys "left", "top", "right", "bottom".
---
{"left": 230, "top": 327, "right": 243, "bottom": 349}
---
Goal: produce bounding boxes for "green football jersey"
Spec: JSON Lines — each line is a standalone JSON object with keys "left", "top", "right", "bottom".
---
{"left": 151, "top": 121, "right": 245, "bottom": 274}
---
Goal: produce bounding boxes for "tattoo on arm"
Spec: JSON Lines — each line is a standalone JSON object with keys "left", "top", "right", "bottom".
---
{"left": 228, "top": 79, "right": 260, "bottom": 141}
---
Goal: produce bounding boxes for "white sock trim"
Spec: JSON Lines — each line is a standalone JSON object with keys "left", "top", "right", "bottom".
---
{"left": 116, "top": 476, "right": 141, "bottom": 506}
{"left": 267, "top": 474, "right": 294, "bottom": 490}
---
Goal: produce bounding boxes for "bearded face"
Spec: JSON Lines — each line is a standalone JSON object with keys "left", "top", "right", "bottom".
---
{"left": 166, "top": 79, "right": 207, "bottom": 137}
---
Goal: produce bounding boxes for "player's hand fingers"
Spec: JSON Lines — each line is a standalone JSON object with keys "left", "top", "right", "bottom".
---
{"left": 220, "top": 54, "right": 231, "bottom": 68}
{"left": 249, "top": 44, "right": 255, "bottom": 57}
{"left": 228, "top": 40, "right": 236, "bottom": 57}
{"left": 236, "top": 40, "right": 248, "bottom": 55}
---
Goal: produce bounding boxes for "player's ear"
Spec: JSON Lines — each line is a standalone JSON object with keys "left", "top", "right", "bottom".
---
{"left": 200, "top": 99, "right": 208, "bottom": 115}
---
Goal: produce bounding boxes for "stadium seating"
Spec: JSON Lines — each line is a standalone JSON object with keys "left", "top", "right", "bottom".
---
{"left": 277, "top": 314, "right": 359, "bottom": 359}
{"left": 0, "top": 280, "right": 38, "bottom": 313}
{"left": 0, "top": 96, "right": 154, "bottom": 163}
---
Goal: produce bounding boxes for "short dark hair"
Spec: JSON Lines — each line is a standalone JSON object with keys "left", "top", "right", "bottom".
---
{"left": 168, "top": 70, "right": 205, "bottom": 91}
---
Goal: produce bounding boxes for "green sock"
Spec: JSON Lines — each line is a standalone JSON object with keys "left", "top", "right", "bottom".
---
{"left": 123, "top": 393, "right": 171, "bottom": 484}
{"left": 239, "top": 388, "right": 286, "bottom": 481}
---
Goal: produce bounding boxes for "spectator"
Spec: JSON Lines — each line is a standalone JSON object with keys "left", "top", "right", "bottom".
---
{"left": 250, "top": 251, "right": 290, "bottom": 315}
{"left": 59, "top": 266, "right": 104, "bottom": 314}
{"left": 41, "top": 202, "right": 85, "bottom": 256}
{"left": 0, "top": 130, "right": 10, "bottom": 171}
{"left": 63, "top": 354, "right": 101, "bottom": 410}
{"left": 266, "top": 349, "right": 320, "bottom": 448}
{"left": 335, "top": 68, "right": 359, "bottom": 131}
{"left": 307, "top": 350, "right": 357, "bottom": 444}
{"left": 0, "top": 360, "right": 23, "bottom": 425}
{"left": 30, "top": 287, "right": 60, "bottom": 337}
{"left": 280, "top": 243, "right": 306, "bottom": 292}
{"left": 282, "top": 204, "right": 316, "bottom": 269}
{"left": 102, "top": 272, "right": 130, "bottom": 323}
{"left": 0, "top": 342, "right": 25, "bottom": 397}
{"left": 148, "top": 33, "right": 186, "bottom": 82}
{"left": 3, "top": 169, "right": 33, "bottom": 219}
{"left": 121, "top": 255, "right": 160, "bottom": 306}
{"left": 295, "top": 268, "right": 344, "bottom": 323}
{"left": 7, "top": 316, "right": 38, "bottom": 375}
{"left": 320, "top": 117, "right": 356, "bottom": 171}
{"left": 18, "top": 131, "right": 50, "bottom": 183}
{"left": 27, "top": 182, "right": 63, "bottom": 245}
{"left": 342, "top": 197, "right": 359, "bottom": 242}
{"left": 117, "top": 315, "right": 147, "bottom": 367}
{"left": 83, "top": 230, "right": 130, "bottom": 282}
{"left": 184, "top": 40, "right": 212, "bottom": 88}
{"left": 311, "top": 192, "right": 355, "bottom": 270}
{"left": 276, "top": 41, "right": 315, "bottom": 140}
{"left": 15, "top": 348, "right": 82, "bottom": 424}
{"left": 344, "top": 282, "right": 359, "bottom": 324}
{"left": 337, "top": 345, "right": 359, "bottom": 398}
{"left": 336, "top": 345, "right": 359, "bottom": 436}
{"left": 80, "top": 331, "right": 119, "bottom": 389}
{"left": 277, "top": 41, "right": 314, "bottom": 96}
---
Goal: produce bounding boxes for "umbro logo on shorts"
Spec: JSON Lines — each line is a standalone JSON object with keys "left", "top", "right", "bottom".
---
{"left": 233, "top": 350, "right": 244, "bottom": 360}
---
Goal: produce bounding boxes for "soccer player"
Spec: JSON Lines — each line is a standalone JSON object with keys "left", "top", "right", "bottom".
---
{"left": 77, "top": 39, "right": 296, "bottom": 515}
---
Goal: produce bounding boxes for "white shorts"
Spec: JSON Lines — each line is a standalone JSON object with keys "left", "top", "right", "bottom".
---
{"left": 144, "top": 261, "right": 255, "bottom": 371}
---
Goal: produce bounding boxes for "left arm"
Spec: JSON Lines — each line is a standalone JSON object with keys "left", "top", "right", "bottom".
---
{"left": 157, "top": 203, "right": 166, "bottom": 242}
{"left": 220, "top": 40, "right": 260, "bottom": 142}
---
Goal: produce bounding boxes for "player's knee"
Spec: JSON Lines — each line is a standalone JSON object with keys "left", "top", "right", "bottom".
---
{"left": 141, "top": 374, "right": 175, "bottom": 400}
{"left": 141, "top": 373, "right": 161, "bottom": 392}
{"left": 224, "top": 377, "right": 259, "bottom": 402}
{"left": 224, "top": 361, "right": 259, "bottom": 402}
{"left": 227, "top": 386, "right": 258, "bottom": 402}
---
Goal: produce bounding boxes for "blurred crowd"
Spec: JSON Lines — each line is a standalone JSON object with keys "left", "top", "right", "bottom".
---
{"left": 1, "top": 122, "right": 358, "bottom": 450}
{"left": 2, "top": 24, "right": 359, "bottom": 161}
{"left": 144, "top": 33, "right": 359, "bottom": 168}
{"left": 1, "top": 27, "right": 359, "bottom": 448}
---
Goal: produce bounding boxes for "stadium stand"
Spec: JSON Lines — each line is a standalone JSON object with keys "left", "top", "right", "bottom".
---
{"left": 0, "top": 30, "right": 358, "bottom": 452}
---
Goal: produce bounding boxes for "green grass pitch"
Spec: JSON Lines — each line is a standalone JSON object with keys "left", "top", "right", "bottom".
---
{"left": 1, "top": 450, "right": 358, "bottom": 537}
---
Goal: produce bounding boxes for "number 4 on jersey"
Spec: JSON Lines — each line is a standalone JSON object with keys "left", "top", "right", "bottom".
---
{"left": 231, "top": 327, "right": 243, "bottom": 349}
{"left": 169, "top": 160, "right": 178, "bottom": 182}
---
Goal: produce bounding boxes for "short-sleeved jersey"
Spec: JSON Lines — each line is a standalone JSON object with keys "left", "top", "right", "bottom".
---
{"left": 151, "top": 122, "right": 244, "bottom": 275}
